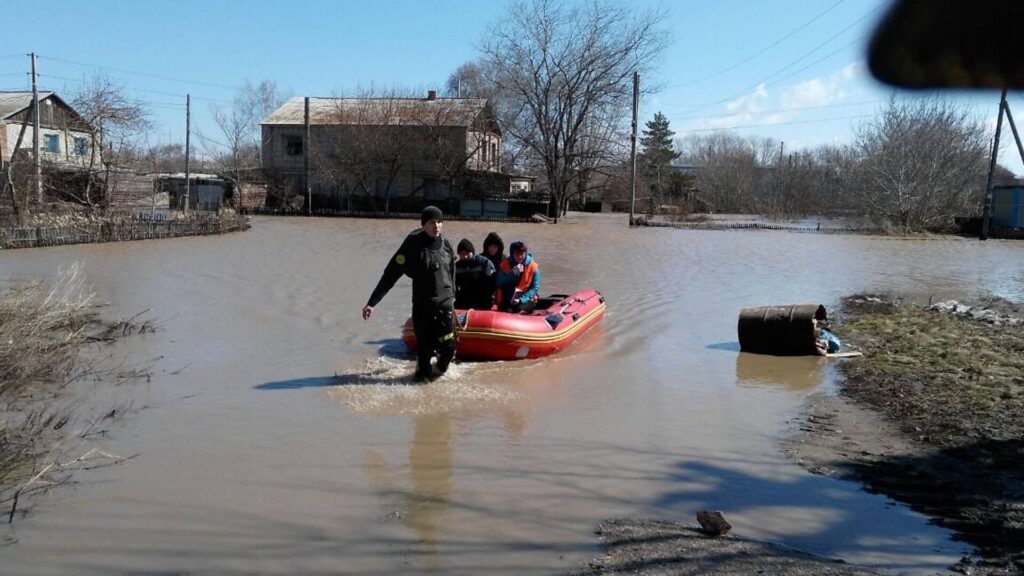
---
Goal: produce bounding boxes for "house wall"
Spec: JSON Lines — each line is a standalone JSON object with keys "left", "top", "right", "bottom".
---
{"left": 2, "top": 121, "right": 94, "bottom": 167}
{"left": 262, "top": 123, "right": 497, "bottom": 202}
{"left": 466, "top": 130, "right": 500, "bottom": 172}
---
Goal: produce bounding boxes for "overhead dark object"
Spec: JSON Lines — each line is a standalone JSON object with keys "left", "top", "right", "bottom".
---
{"left": 868, "top": 0, "right": 1024, "bottom": 89}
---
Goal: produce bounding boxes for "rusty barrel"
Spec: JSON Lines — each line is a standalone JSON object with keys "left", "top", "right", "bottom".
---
{"left": 737, "top": 304, "right": 827, "bottom": 356}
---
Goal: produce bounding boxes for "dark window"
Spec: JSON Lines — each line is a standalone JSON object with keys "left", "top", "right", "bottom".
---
{"left": 74, "top": 137, "right": 89, "bottom": 156}
{"left": 285, "top": 135, "right": 303, "bottom": 156}
{"left": 43, "top": 134, "right": 60, "bottom": 153}
{"left": 491, "top": 142, "right": 497, "bottom": 165}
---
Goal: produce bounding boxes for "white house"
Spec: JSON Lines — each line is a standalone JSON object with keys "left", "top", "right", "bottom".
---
{"left": 0, "top": 91, "right": 94, "bottom": 168}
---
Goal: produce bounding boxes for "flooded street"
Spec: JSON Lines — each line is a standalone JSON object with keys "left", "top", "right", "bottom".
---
{"left": 2, "top": 213, "right": 1022, "bottom": 575}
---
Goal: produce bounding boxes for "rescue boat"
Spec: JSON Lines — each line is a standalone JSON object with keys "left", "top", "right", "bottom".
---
{"left": 402, "top": 288, "right": 606, "bottom": 360}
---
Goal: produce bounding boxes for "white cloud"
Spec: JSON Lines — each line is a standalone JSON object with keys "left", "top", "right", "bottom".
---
{"left": 779, "top": 61, "right": 867, "bottom": 109}
{"left": 725, "top": 84, "right": 769, "bottom": 114}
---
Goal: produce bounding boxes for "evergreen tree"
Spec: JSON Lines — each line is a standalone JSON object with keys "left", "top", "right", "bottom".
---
{"left": 639, "top": 112, "right": 683, "bottom": 210}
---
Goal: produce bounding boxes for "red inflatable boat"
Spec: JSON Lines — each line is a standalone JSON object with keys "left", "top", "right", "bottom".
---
{"left": 402, "top": 288, "right": 606, "bottom": 360}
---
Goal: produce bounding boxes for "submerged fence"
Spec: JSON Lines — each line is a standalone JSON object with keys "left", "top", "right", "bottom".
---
{"left": 243, "top": 206, "right": 542, "bottom": 223}
{"left": 0, "top": 213, "right": 248, "bottom": 249}
{"left": 634, "top": 217, "right": 887, "bottom": 235}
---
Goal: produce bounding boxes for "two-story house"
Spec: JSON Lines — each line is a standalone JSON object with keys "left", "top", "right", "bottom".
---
{"left": 261, "top": 91, "right": 516, "bottom": 212}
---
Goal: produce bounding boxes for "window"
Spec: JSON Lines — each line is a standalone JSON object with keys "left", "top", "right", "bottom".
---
{"left": 284, "top": 135, "right": 303, "bottom": 156}
{"left": 482, "top": 142, "right": 488, "bottom": 162}
{"left": 491, "top": 142, "right": 498, "bottom": 166}
{"left": 43, "top": 134, "right": 60, "bottom": 153}
{"left": 74, "top": 137, "right": 89, "bottom": 156}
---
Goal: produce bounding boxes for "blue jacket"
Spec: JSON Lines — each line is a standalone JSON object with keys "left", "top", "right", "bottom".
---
{"left": 496, "top": 253, "right": 540, "bottom": 306}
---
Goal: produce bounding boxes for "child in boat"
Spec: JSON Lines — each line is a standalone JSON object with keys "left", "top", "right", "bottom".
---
{"left": 496, "top": 240, "right": 541, "bottom": 313}
{"left": 481, "top": 232, "right": 504, "bottom": 305}
{"left": 454, "top": 239, "right": 496, "bottom": 310}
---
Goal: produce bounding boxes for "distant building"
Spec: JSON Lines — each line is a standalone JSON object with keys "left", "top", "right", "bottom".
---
{"left": 261, "top": 92, "right": 538, "bottom": 214}
{"left": 157, "top": 173, "right": 226, "bottom": 211}
{"left": 0, "top": 91, "right": 95, "bottom": 168}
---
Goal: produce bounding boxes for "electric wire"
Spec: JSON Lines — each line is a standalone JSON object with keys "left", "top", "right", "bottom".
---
{"left": 38, "top": 54, "right": 241, "bottom": 92}
{"left": 672, "top": 3, "right": 886, "bottom": 115}
{"left": 682, "top": 113, "right": 874, "bottom": 133}
{"left": 669, "top": 0, "right": 846, "bottom": 88}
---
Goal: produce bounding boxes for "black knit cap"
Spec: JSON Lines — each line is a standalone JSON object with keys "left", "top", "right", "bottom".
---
{"left": 421, "top": 205, "right": 443, "bottom": 224}
{"left": 457, "top": 238, "right": 475, "bottom": 254}
{"left": 510, "top": 240, "right": 527, "bottom": 253}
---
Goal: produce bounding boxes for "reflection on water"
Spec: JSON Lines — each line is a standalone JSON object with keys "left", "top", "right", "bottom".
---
{"left": 1, "top": 214, "right": 1021, "bottom": 574}
{"left": 735, "top": 352, "right": 825, "bottom": 391}
{"left": 366, "top": 414, "right": 453, "bottom": 567}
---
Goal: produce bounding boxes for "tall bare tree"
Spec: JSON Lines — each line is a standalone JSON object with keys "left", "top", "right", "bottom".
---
{"left": 480, "top": 0, "right": 667, "bottom": 220}
{"left": 211, "top": 80, "right": 284, "bottom": 207}
{"left": 849, "top": 97, "right": 988, "bottom": 231}
{"left": 70, "top": 74, "right": 150, "bottom": 208}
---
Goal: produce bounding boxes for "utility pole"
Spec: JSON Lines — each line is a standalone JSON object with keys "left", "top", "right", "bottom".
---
{"left": 30, "top": 52, "right": 41, "bottom": 204}
{"left": 185, "top": 94, "right": 191, "bottom": 213}
{"left": 304, "top": 96, "right": 311, "bottom": 215}
{"left": 981, "top": 87, "right": 1007, "bottom": 241}
{"left": 629, "top": 71, "right": 639, "bottom": 227}
{"left": 778, "top": 141, "right": 785, "bottom": 208}
{"left": 1000, "top": 98, "right": 1024, "bottom": 168}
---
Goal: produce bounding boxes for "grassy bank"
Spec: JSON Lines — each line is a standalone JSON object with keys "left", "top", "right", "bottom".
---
{"left": 833, "top": 295, "right": 1024, "bottom": 574}
{"left": 0, "top": 267, "right": 142, "bottom": 526}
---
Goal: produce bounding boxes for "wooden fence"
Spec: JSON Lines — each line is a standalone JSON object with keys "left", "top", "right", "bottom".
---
{"left": 634, "top": 218, "right": 887, "bottom": 235}
{"left": 243, "top": 206, "right": 541, "bottom": 223}
{"left": 0, "top": 214, "right": 248, "bottom": 249}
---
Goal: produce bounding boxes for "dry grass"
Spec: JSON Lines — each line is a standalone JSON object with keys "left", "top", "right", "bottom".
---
{"left": 0, "top": 265, "right": 139, "bottom": 523}
{"left": 836, "top": 296, "right": 1024, "bottom": 446}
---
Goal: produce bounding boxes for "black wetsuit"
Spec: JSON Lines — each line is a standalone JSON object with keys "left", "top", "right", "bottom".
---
{"left": 366, "top": 230, "right": 456, "bottom": 379}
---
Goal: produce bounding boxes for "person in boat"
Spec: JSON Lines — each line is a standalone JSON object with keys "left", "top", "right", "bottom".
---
{"left": 482, "top": 232, "right": 505, "bottom": 269}
{"left": 496, "top": 240, "right": 541, "bottom": 313}
{"left": 362, "top": 206, "right": 456, "bottom": 382}
{"left": 454, "top": 238, "right": 496, "bottom": 310}
{"left": 481, "top": 232, "right": 505, "bottom": 306}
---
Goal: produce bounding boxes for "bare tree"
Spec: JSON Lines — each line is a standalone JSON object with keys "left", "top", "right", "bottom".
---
{"left": 312, "top": 90, "right": 494, "bottom": 213}
{"left": 849, "top": 97, "right": 989, "bottom": 231}
{"left": 313, "top": 91, "right": 419, "bottom": 214}
{"left": 211, "top": 80, "right": 284, "bottom": 207}
{"left": 479, "top": 0, "right": 667, "bottom": 220}
{"left": 70, "top": 74, "right": 150, "bottom": 208}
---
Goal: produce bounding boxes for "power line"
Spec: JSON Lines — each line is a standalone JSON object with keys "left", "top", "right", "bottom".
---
{"left": 38, "top": 54, "right": 241, "bottom": 92}
{"left": 671, "top": 99, "right": 881, "bottom": 121}
{"left": 681, "top": 113, "right": 873, "bottom": 133}
{"left": 39, "top": 73, "right": 231, "bottom": 105}
{"left": 674, "top": 3, "right": 886, "bottom": 116}
{"left": 763, "top": 36, "right": 865, "bottom": 90}
{"left": 669, "top": 0, "right": 846, "bottom": 89}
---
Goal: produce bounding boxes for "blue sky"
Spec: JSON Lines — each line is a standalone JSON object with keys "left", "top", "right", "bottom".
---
{"left": 2, "top": 0, "right": 1020, "bottom": 173}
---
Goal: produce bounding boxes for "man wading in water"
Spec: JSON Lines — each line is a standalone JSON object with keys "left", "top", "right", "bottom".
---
{"left": 362, "top": 206, "right": 457, "bottom": 382}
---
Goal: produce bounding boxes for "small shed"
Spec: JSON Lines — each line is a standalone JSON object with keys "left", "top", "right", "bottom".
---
{"left": 991, "top": 185, "right": 1024, "bottom": 230}
{"left": 158, "top": 173, "right": 226, "bottom": 211}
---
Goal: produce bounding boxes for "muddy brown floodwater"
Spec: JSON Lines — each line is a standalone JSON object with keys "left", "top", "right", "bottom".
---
{"left": 1, "top": 213, "right": 1022, "bottom": 575}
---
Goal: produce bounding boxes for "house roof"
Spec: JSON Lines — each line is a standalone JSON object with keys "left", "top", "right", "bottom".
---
{"left": 262, "top": 96, "right": 492, "bottom": 128}
{"left": 0, "top": 91, "right": 55, "bottom": 120}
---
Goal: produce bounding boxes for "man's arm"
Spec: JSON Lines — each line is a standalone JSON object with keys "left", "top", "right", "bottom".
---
{"left": 363, "top": 239, "right": 412, "bottom": 319}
